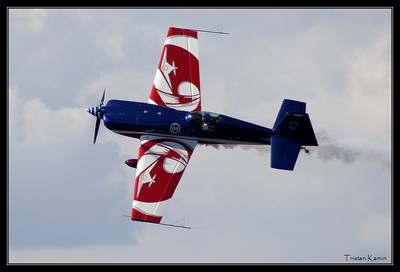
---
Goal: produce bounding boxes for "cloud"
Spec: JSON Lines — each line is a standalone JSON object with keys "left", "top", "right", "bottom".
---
{"left": 77, "top": 68, "right": 152, "bottom": 107}
{"left": 95, "top": 31, "right": 125, "bottom": 62}
{"left": 9, "top": 144, "right": 392, "bottom": 263}
{"left": 358, "top": 214, "right": 391, "bottom": 254}
{"left": 199, "top": 11, "right": 391, "bottom": 145}
{"left": 11, "top": 9, "right": 47, "bottom": 32}
{"left": 8, "top": 88, "right": 145, "bottom": 250}
{"left": 343, "top": 29, "right": 391, "bottom": 137}
{"left": 8, "top": 87, "right": 20, "bottom": 138}
{"left": 9, "top": 244, "right": 138, "bottom": 263}
{"left": 18, "top": 98, "right": 90, "bottom": 150}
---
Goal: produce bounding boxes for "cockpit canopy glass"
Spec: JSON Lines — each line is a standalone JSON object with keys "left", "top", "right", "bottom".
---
{"left": 185, "top": 111, "right": 221, "bottom": 131}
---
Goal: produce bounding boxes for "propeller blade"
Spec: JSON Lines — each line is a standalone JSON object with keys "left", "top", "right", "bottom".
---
{"left": 100, "top": 89, "right": 106, "bottom": 107}
{"left": 93, "top": 117, "right": 101, "bottom": 144}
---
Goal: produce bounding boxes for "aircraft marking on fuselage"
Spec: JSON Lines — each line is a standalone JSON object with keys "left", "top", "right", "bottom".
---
{"left": 170, "top": 123, "right": 181, "bottom": 134}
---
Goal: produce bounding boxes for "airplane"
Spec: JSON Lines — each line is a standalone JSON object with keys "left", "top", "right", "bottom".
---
{"left": 87, "top": 26, "right": 318, "bottom": 229}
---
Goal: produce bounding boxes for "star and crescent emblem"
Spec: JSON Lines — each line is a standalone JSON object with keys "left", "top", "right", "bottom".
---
{"left": 161, "top": 48, "right": 178, "bottom": 88}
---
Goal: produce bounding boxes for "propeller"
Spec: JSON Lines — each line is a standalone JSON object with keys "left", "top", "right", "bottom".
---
{"left": 87, "top": 89, "right": 106, "bottom": 144}
{"left": 100, "top": 89, "right": 106, "bottom": 107}
{"left": 93, "top": 117, "right": 101, "bottom": 144}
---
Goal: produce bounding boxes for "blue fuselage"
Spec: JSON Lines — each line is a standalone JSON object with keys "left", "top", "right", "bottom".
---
{"left": 100, "top": 100, "right": 272, "bottom": 145}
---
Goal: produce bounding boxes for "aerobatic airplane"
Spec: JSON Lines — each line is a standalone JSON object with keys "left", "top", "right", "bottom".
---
{"left": 87, "top": 27, "right": 318, "bottom": 228}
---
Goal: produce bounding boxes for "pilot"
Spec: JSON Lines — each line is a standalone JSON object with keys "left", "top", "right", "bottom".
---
{"left": 185, "top": 112, "right": 203, "bottom": 127}
{"left": 185, "top": 112, "right": 221, "bottom": 132}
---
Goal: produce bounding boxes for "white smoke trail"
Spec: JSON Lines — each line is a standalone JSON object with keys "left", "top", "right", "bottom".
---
{"left": 198, "top": 143, "right": 268, "bottom": 155}
{"left": 198, "top": 130, "right": 390, "bottom": 169}
{"left": 309, "top": 130, "right": 360, "bottom": 163}
{"left": 310, "top": 130, "right": 390, "bottom": 169}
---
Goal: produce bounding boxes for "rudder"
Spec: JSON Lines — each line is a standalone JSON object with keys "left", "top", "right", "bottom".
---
{"left": 270, "top": 99, "right": 318, "bottom": 171}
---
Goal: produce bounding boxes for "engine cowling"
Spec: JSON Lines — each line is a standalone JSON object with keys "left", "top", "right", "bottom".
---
{"left": 125, "top": 159, "right": 138, "bottom": 168}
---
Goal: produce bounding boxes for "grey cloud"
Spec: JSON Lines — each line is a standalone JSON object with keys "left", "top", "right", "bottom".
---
{"left": 9, "top": 91, "right": 147, "bottom": 248}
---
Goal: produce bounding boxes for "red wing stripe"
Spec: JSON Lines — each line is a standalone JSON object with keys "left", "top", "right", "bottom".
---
{"left": 148, "top": 26, "right": 201, "bottom": 112}
{"left": 131, "top": 207, "right": 162, "bottom": 223}
{"left": 131, "top": 135, "right": 197, "bottom": 224}
{"left": 167, "top": 27, "right": 198, "bottom": 39}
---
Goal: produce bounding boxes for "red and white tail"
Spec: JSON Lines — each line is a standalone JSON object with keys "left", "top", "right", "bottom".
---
{"left": 148, "top": 27, "right": 201, "bottom": 112}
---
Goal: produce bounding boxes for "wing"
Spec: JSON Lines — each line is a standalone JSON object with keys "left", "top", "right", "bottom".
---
{"left": 148, "top": 27, "right": 201, "bottom": 112}
{"left": 131, "top": 135, "right": 197, "bottom": 223}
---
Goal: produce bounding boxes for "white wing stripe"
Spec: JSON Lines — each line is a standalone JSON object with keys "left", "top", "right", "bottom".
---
{"left": 165, "top": 100, "right": 200, "bottom": 112}
{"left": 164, "top": 36, "right": 199, "bottom": 60}
{"left": 148, "top": 98, "right": 157, "bottom": 105}
{"left": 154, "top": 68, "right": 173, "bottom": 95}
{"left": 133, "top": 135, "right": 198, "bottom": 218}
{"left": 187, "top": 36, "right": 199, "bottom": 61}
{"left": 132, "top": 200, "right": 162, "bottom": 216}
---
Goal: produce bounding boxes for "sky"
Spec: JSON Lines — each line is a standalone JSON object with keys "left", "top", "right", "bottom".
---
{"left": 8, "top": 8, "right": 392, "bottom": 263}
